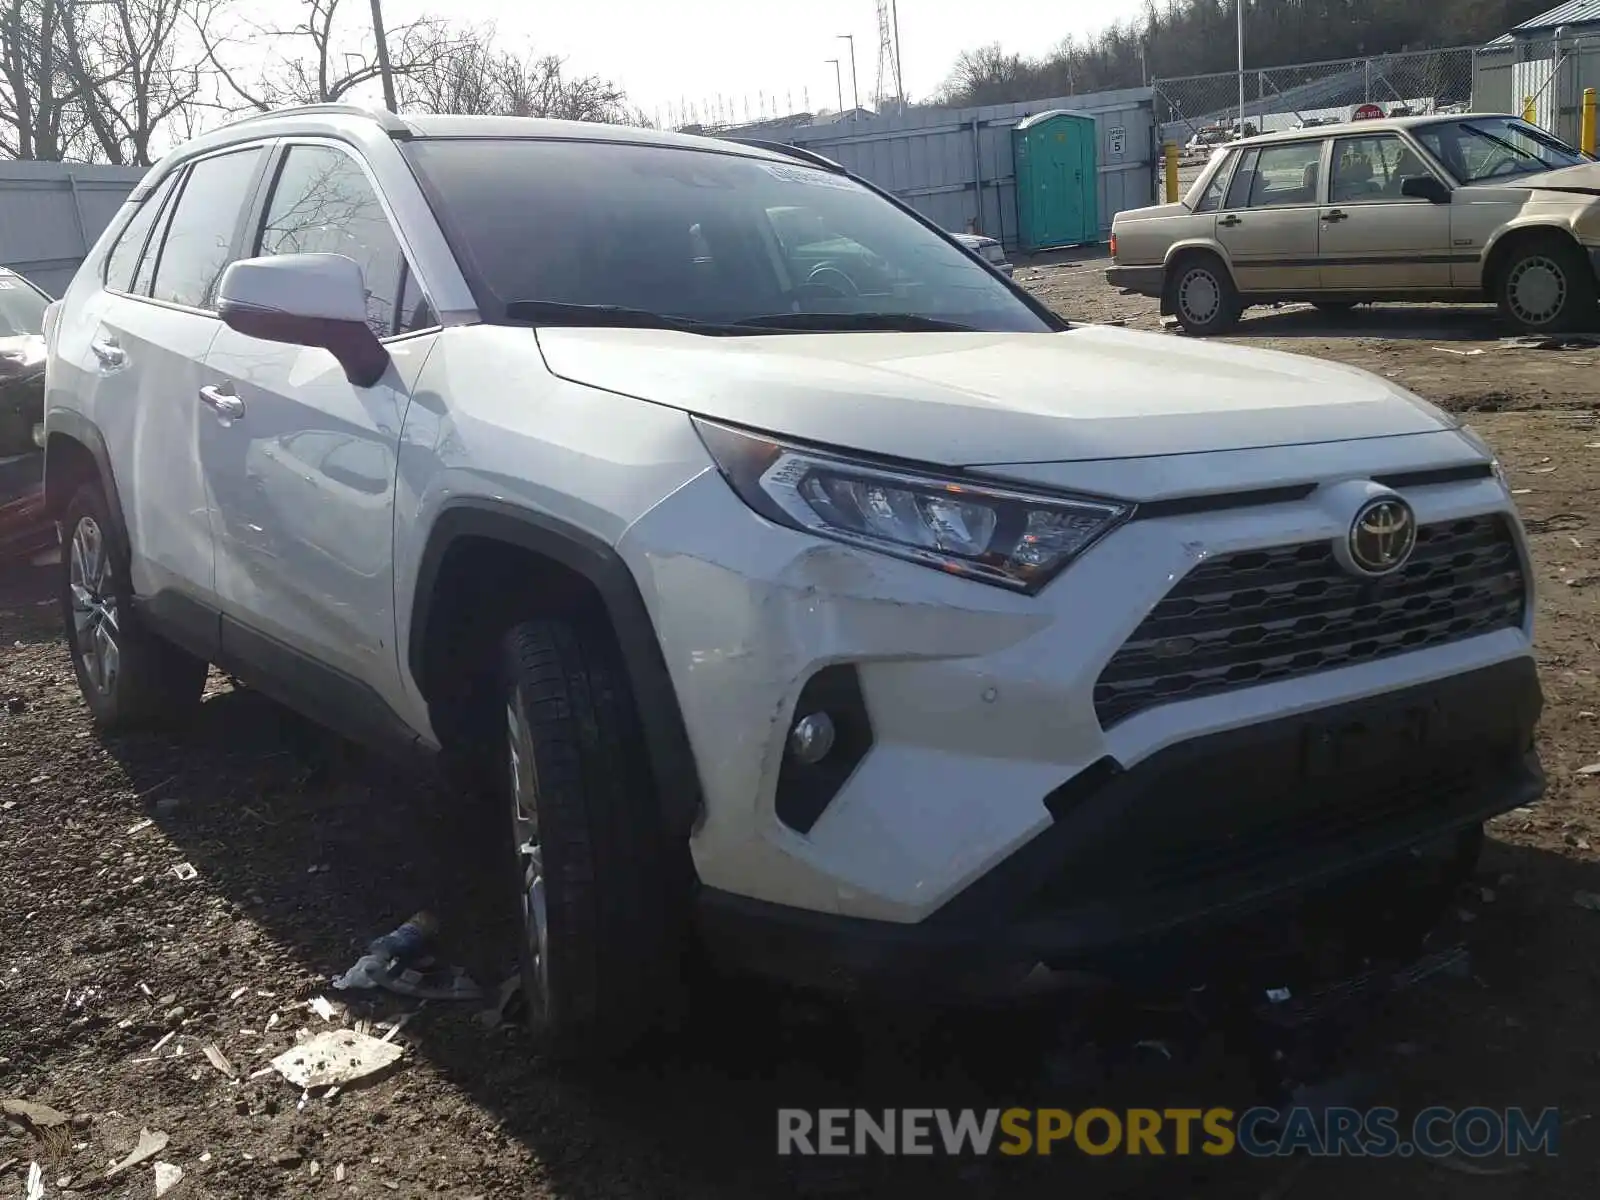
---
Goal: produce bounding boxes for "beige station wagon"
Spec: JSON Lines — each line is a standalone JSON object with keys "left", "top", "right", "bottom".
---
{"left": 1108, "top": 114, "right": 1600, "bottom": 334}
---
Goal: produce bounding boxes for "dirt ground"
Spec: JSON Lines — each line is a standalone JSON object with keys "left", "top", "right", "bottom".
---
{"left": 6, "top": 266, "right": 1600, "bottom": 1199}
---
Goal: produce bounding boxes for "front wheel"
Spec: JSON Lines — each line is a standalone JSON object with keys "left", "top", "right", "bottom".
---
{"left": 60, "top": 483, "right": 208, "bottom": 730}
{"left": 1498, "top": 235, "right": 1598, "bottom": 333}
{"left": 1167, "top": 256, "right": 1241, "bottom": 335}
{"left": 500, "top": 618, "right": 691, "bottom": 1059}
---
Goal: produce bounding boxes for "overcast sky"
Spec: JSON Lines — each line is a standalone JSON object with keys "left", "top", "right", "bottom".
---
{"left": 374, "top": 0, "right": 1152, "bottom": 122}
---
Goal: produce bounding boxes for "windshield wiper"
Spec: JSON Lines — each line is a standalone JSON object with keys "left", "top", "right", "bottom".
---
{"left": 734, "top": 312, "right": 981, "bottom": 332}
{"left": 503, "top": 301, "right": 746, "bottom": 335}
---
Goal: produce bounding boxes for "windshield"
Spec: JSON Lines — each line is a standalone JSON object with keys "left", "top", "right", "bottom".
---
{"left": 404, "top": 138, "right": 1053, "bottom": 333}
{"left": 1415, "top": 118, "right": 1589, "bottom": 183}
{"left": 0, "top": 274, "right": 47, "bottom": 337}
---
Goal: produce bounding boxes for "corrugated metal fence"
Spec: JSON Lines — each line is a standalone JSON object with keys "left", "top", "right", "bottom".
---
{"left": 0, "top": 162, "right": 146, "bottom": 298}
{"left": 781, "top": 88, "right": 1157, "bottom": 251}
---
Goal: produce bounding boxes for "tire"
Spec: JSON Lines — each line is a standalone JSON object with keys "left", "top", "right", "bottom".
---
{"left": 60, "top": 483, "right": 208, "bottom": 731}
{"left": 500, "top": 618, "right": 690, "bottom": 1059}
{"left": 1166, "top": 254, "right": 1241, "bottom": 335}
{"left": 1497, "top": 234, "right": 1598, "bottom": 333}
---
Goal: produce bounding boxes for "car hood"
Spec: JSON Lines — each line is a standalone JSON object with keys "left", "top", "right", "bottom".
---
{"left": 534, "top": 324, "right": 1454, "bottom": 465}
{"left": 1504, "top": 161, "right": 1600, "bottom": 193}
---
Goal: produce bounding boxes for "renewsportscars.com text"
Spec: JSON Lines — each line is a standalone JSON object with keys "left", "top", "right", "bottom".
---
{"left": 776, "top": 1106, "right": 1560, "bottom": 1158}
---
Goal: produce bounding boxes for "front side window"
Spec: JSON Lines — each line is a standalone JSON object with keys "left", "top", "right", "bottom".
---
{"left": 1330, "top": 135, "right": 1436, "bottom": 203}
{"left": 256, "top": 145, "right": 430, "bottom": 338}
{"left": 1245, "top": 142, "right": 1323, "bottom": 208}
{"left": 403, "top": 138, "right": 1052, "bottom": 333}
{"left": 1416, "top": 118, "right": 1587, "bottom": 184}
{"left": 104, "top": 173, "right": 179, "bottom": 294}
{"left": 150, "top": 148, "right": 263, "bottom": 310}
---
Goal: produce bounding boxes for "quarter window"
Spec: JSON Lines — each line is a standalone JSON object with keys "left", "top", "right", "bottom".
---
{"left": 256, "top": 145, "right": 431, "bottom": 338}
{"left": 150, "top": 148, "right": 264, "bottom": 310}
{"left": 104, "top": 173, "right": 179, "bottom": 294}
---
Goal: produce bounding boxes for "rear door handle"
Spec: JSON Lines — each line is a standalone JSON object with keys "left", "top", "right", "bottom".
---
{"left": 90, "top": 336, "right": 125, "bottom": 369}
{"left": 198, "top": 384, "right": 245, "bottom": 422}
{"left": 1218, "top": 214, "right": 1243, "bottom": 227}
{"left": 1321, "top": 209, "right": 1349, "bottom": 223}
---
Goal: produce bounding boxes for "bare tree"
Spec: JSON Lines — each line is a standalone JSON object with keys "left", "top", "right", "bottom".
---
{"left": 198, "top": 0, "right": 462, "bottom": 112}
{"left": 64, "top": 0, "right": 213, "bottom": 165}
{"left": 400, "top": 26, "right": 630, "bottom": 123}
{"left": 0, "top": 0, "right": 95, "bottom": 159}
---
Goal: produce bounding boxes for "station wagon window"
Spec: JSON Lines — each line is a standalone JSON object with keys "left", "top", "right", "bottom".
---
{"left": 1330, "top": 135, "right": 1434, "bottom": 203}
{"left": 1236, "top": 142, "right": 1324, "bottom": 209}
{"left": 256, "top": 144, "right": 434, "bottom": 338}
{"left": 103, "top": 173, "right": 179, "bottom": 294}
{"left": 150, "top": 148, "right": 264, "bottom": 310}
{"left": 1193, "top": 150, "right": 1237, "bottom": 212}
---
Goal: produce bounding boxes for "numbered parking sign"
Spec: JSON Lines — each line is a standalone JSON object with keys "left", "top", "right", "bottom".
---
{"left": 1107, "top": 126, "right": 1126, "bottom": 156}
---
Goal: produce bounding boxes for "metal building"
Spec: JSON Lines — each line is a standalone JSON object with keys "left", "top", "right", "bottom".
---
{"left": 0, "top": 162, "right": 147, "bottom": 297}
{"left": 1474, "top": 1, "right": 1600, "bottom": 144}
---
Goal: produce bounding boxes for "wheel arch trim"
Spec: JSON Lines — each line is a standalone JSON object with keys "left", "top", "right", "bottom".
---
{"left": 44, "top": 410, "right": 127, "bottom": 548}
{"left": 407, "top": 498, "right": 704, "bottom": 837}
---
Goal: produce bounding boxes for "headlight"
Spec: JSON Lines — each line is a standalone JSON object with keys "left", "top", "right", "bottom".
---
{"left": 693, "top": 418, "right": 1132, "bottom": 593}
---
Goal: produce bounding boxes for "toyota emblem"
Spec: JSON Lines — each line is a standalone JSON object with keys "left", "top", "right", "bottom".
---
{"left": 1347, "top": 496, "right": 1417, "bottom": 575}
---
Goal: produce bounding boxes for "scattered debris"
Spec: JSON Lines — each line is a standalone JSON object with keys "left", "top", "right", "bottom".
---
{"left": 229, "top": 985, "right": 248, "bottom": 1001}
{"left": 105, "top": 1128, "right": 169, "bottom": 1179}
{"left": 149, "top": 1031, "right": 175, "bottom": 1055}
{"left": 1573, "top": 891, "right": 1600, "bottom": 911}
{"left": 379, "top": 1012, "right": 417, "bottom": 1044}
{"left": 23, "top": 1162, "right": 42, "bottom": 1200}
{"left": 202, "top": 1042, "right": 236, "bottom": 1079}
{"left": 309, "top": 996, "right": 337, "bottom": 1021}
{"left": 168, "top": 863, "right": 197, "bottom": 882}
{"left": 336, "top": 1163, "right": 346, "bottom": 1183}
{"left": 269, "top": 1029, "right": 403, "bottom": 1090}
{"left": 1577, "top": 763, "right": 1600, "bottom": 776}
{"left": 1, "top": 1099, "right": 69, "bottom": 1129}
{"left": 154, "top": 1161, "right": 183, "bottom": 1197}
{"left": 331, "top": 912, "right": 482, "bottom": 1001}
{"left": 126, "top": 818, "right": 153, "bottom": 834}
{"left": 1432, "top": 346, "right": 1483, "bottom": 356}
{"left": 477, "top": 976, "right": 523, "bottom": 1030}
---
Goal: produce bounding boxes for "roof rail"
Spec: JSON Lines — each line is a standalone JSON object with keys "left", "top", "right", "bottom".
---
{"left": 221, "top": 103, "right": 413, "bottom": 138}
{"left": 723, "top": 138, "right": 845, "bottom": 173}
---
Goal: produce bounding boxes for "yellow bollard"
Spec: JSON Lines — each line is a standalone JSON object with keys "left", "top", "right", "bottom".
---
{"left": 1164, "top": 141, "right": 1179, "bottom": 204}
{"left": 1583, "top": 88, "right": 1597, "bottom": 156}
{"left": 1523, "top": 95, "right": 1537, "bottom": 123}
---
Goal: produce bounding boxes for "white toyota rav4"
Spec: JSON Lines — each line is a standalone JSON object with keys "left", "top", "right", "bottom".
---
{"left": 43, "top": 105, "right": 1543, "bottom": 1055}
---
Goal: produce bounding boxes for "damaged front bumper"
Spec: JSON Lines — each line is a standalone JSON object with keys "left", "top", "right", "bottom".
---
{"left": 697, "top": 657, "right": 1544, "bottom": 999}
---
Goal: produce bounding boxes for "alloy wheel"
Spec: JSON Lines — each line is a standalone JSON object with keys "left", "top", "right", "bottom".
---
{"left": 69, "top": 516, "right": 120, "bottom": 696}
{"left": 1506, "top": 256, "right": 1567, "bottom": 327}
{"left": 1180, "top": 268, "right": 1221, "bottom": 325}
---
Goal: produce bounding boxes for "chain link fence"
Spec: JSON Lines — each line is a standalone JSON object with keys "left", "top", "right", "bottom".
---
{"left": 1474, "top": 35, "right": 1600, "bottom": 150}
{"left": 1154, "top": 47, "right": 1478, "bottom": 157}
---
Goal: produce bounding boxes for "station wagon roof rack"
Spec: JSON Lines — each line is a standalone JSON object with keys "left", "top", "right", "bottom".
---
{"left": 221, "top": 103, "right": 413, "bottom": 138}
{"left": 723, "top": 138, "right": 845, "bottom": 173}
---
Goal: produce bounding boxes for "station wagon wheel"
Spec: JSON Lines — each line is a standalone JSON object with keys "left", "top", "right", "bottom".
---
{"left": 1166, "top": 253, "right": 1241, "bottom": 336}
{"left": 1499, "top": 235, "right": 1597, "bottom": 333}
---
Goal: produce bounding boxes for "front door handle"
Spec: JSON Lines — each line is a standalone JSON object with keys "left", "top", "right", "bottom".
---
{"left": 90, "top": 336, "right": 125, "bottom": 369}
{"left": 199, "top": 384, "right": 245, "bottom": 422}
{"left": 1321, "top": 209, "right": 1350, "bottom": 223}
{"left": 1218, "top": 214, "right": 1243, "bottom": 227}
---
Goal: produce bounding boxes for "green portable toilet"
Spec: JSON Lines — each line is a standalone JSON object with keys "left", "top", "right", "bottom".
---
{"left": 1012, "top": 110, "right": 1100, "bottom": 251}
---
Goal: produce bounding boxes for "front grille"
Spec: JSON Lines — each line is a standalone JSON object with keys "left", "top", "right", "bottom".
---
{"left": 1093, "top": 514, "right": 1526, "bottom": 728}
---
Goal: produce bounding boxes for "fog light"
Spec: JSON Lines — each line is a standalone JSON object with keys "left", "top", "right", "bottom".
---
{"left": 788, "top": 712, "right": 836, "bottom": 764}
{"left": 31, "top": 421, "right": 45, "bottom": 449}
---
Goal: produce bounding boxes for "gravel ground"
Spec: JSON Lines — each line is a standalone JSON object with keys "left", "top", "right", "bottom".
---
{"left": 5, "top": 266, "right": 1600, "bottom": 1198}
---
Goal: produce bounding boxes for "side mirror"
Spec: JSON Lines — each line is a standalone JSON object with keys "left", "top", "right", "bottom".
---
{"left": 1400, "top": 175, "right": 1451, "bottom": 204}
{"left": 216, "top": 253, "right": 389, "bottom": 388}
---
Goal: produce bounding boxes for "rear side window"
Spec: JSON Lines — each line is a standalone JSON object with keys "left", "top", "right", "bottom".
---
{"left": 104, "top": 173, "right": 179, "bottom": 294}
{"left": 256, "top": 144, "right": 430, "bottom": 338}
{"left": 1246, "top": 142, "right": 1323, "bottom": 208}
{"left": 150, "top": 148, "right": 263, "bottom": 310}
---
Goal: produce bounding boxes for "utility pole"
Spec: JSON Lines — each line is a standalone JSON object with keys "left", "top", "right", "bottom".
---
{"left": 369, "top": 0, "right": 398, "bottom": 112}
{"left": 839, "top": 34, "right": 859, "bottom": 115}
{"left": 891, "top": 0, "right": 903, "bottom": 105}
{"left": 1235, "top": 0, "right": 1248, "bottom": 136}
{"left": 826, "top": 58, "right": 844, "bottom": 115}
